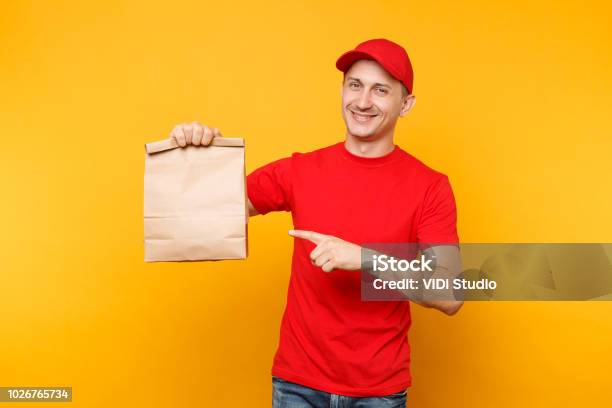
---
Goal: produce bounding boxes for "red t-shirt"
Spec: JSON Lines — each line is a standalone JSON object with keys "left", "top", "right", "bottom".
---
{"left": 246, "top": 141, "right": 459, "bottom": 397}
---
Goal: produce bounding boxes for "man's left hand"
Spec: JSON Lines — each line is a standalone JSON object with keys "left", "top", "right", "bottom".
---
{"left": 288, "top": 230, "right": 361, "bottom": 272}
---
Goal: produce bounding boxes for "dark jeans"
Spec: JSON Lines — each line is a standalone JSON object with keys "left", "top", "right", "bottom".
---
{"left": 272, "top": 376, "right": 408, "bottom": 408}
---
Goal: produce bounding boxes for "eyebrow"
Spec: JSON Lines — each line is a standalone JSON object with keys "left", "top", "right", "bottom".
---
{"left": 346, "top": 77, "right": 391, "bottom": 89}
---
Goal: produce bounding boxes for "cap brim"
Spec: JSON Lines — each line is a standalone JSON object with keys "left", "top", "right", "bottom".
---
{"left": 335, "top": 50, "right": 377, "bottom": 72}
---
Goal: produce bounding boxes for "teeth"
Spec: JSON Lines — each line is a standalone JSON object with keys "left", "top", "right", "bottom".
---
{"left": 352, "top": 112, "right": 375, "bottom": 122}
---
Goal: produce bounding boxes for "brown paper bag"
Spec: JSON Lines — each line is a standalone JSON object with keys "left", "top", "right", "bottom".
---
{"left": 143, "top": 137, "right": 248, "bottom": 262}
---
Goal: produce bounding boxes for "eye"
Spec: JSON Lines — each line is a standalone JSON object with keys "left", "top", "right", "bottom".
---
{"left": 349, "top": 82, "right": 360, "bottom": 89}
{"left": 375, "top": 87, "right": 388, "bottom": 95}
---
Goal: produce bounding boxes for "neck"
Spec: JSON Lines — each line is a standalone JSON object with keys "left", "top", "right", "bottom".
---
{"left": 344, "top": 133, "right": 395, "bottom": 158}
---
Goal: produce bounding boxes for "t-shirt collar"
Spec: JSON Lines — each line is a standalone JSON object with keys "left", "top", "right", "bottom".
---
{"left": 337, "top": 141, "right": 402, "bottom": 166}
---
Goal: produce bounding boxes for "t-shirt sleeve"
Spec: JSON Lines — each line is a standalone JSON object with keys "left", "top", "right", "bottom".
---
{"left": 246, "top": 156, "right": 294, "bottom": 215}
{"left": 417, "top": 174, "right": 459, "bottom": 245}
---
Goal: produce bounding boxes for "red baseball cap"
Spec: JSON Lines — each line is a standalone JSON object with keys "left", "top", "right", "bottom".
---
{"left": 336, "top": 38, "right": 414, "bottom": 94}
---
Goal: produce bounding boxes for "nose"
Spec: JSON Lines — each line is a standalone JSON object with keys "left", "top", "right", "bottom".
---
{"left": 355, "top": 89, "right": 373, "bottom": 110}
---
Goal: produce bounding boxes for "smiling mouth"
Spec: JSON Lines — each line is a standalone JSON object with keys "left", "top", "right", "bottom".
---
{"left": 350, "top": 110, "right": 378, "bottom": 123}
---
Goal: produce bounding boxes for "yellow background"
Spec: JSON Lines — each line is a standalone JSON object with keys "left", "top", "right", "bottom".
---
{"left": 1, "top": 0, "right": 611, "bottom": 406}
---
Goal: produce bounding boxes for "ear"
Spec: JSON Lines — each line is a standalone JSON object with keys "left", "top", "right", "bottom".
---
{"left": 399, "top": 94, "right": 416, "bottom": 117}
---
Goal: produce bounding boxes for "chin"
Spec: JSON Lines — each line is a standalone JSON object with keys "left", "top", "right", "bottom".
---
{"left": 351, "top": 132, "right": 375, "bottom": 139}
{"left": 347, "top": 125, "right": 378, "bottom": 139}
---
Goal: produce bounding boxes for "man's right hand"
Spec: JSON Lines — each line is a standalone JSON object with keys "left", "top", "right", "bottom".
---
{"left": 169, "top": 122, "right": 222, "bottom": 147}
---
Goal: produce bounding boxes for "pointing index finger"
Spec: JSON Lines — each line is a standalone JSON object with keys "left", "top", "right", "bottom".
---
{"left": 288, "top": 229, "right": 327, "bottom": 245}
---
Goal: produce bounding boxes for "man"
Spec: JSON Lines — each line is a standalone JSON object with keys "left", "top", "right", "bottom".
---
{"left": 169, "top": 38, "right": 463, "bottom": 407}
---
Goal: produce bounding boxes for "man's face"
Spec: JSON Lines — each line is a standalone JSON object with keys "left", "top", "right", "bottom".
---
{"left": 341, "top": 59, "right": 412, "bottom": 140}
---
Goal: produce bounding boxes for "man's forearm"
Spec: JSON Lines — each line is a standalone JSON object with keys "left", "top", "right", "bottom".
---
{"left": 364, "top": 247, "right": 464, "bottom": 316}
{"left": 248, "top": 199, "right": 259, "bottom": 217}
{"left": 411, "top": 297, "right": 464, "bottom": 316}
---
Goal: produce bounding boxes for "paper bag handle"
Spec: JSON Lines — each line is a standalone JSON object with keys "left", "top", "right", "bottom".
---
{"left": 145, "top": 137, "right": 244, "bottom": 154}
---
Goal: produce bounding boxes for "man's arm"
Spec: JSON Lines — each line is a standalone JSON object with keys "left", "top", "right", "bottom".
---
{"left": 289, "top": 230, "right": 463, "bottom": 316}
{"left": 248, "top": 199, "right": 259, "bottom": 217}
{"left": 363, "top": 244, "right": 463, "bottom": 315}
{"left": 403, "top": 245, "right": 463, "bottom": 316}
